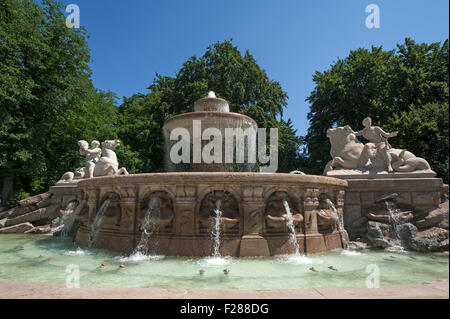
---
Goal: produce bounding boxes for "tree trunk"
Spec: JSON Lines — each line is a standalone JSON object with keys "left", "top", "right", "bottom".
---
{"left": 1, "top": 175, "right": 15, "bottom": 207}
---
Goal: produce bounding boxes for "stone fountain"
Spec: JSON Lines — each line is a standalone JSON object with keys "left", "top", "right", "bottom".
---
{"left": 2, "top": 94, "right": 447, "bottom": 254}
{"left": 324, "top": 118, "right": 448, "bottom": 251}
{"left": 39, "top": 92, "right": 348, "bottom": 257}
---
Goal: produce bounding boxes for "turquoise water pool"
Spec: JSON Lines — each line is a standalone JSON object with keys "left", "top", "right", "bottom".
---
{"left": 0, "top": 234, "right": 448, "bottom": 290}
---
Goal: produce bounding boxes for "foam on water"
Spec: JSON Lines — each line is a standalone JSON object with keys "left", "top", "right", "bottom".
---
{"left": 341, "top": 249, "right": 363, "bottom": 256}
{"left": 385, "top": 245, "right": 407, "bottom": 253}
{"left": 197, "top": 256, "right": 232, "bottom": 267}
{"left": 279, "top": 254, "right": 320, "bottom": 265}
{"left": 64, "top": 247, "right": 91, "bottom": 256}
{"left": 117, "top": 252, "right": 164, "bottom": 263}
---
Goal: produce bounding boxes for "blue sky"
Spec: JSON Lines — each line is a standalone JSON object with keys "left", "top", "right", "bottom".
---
{"left": 58, "top": 0, "right": 449, "bottom": 136}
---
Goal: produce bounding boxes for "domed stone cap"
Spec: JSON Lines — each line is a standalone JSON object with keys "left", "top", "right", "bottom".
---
{"left": 194, "top": 91, "right": 230, "bottom": 112}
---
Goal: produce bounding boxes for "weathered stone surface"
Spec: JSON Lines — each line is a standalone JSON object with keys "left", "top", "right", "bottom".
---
{"left": 344, "top": 205, "right": 361, "bottom": 222}
{"left": 1, "top": 194, "right": 53, "bottom": 220}
{"left": 342, "top": 177, "right": 444, "bottom": 246}
{"left": 18, "top": 192, "right": 51, "bottom": 207}
{"left": 367, "top": 221, "right": 391, "bottom": 248}
{"left": 417, "top": 227, "right": 449, "bottom": 240}
{"left": 349, "top": 216, "right": 368, "bottom": 228}
{"left": 439, "top": 238, "right": 449, "bottom": 250}
{"left": 0, "top": 222, "right": 34, "bottom": 233}
{"left": 398, "top": 223, "right": 448, "bottom": 252}
{"left": 415, "top": 201, "right": 449, "bottom": 230}
{"left": 5, "top": 209, "right": 42, "bottom": 227}
{"left": 412, "top": 191, "right": 440, "bottom": 207}
{"left": 0, "top": 211, "right": 8, "bottom": 220}
{"left": 40, "top": 205, "right": 59, "bottom": 220}
{"left": 348, "top": 226, "right": 367, "bottom": 239}
{"left": 360, "top": 192, "right": 375, "bottom": 205}
{"left": 24, "top": 225, "right": 51, "bottom": 234}
{"left": 327, "top": 170, "right": 437, "bottom": 179}
{"left": 4, "top": 205, "right": 60, "bottom": 228}
{"left": 51, "top": 217, "right": 61, "bottom": 228}
{"left": 441, "top": 184, "right": 449, "bottom": 200}
{"left": 0, "top": 218, "right": 6, "bottom": 229}
{"left": 2, "top": 206, "right": 31, "bottom": 219}
{"left": 71, "top": 172, "right": 348, "bottom": 256}
{"left": 346, "top": 241, "right": 367, "bottom": 250}
{"left": 345, "top": 192, "right": 360, "bottom": 205}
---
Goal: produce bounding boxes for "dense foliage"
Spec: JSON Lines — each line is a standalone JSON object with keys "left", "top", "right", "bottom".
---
{"left": 304, "top": 38, "right": 449, "bottom": 182}
{"left": 0, "top": 0, "right": 119, "bottom": 205}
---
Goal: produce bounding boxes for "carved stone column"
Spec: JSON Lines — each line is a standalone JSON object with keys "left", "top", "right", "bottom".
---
{"left": 239, "top": 185, "right": 270, "bottom": 257}
{"left": 303, "top": 188, "right": 320, "bottom": 234}
{"left": 117, "top": 186, "right": 137, "bottom": 232}
{"left": 173, "top": 185, "right": 196, "bottom": 235}
{"left": 334, "top": 189, "right": 349, "bottom": 246}
{"left": 335, "top": 189, "right": 345, "bottom": 224}
{"left": 86, "top": 188, "right": 98, "bottom": 225}
{"left": 303, "top": 187, "right": 327, "bottom": 253}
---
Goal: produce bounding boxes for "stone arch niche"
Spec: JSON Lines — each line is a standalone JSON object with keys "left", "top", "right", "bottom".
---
{"left": 264, "top": 191, "right": 303, "bottom": 234}
{"left": 96, "top": 192, "right": 121, "bottom": 229}
{"left": 62, "top": 199, "right": 80, "bottom": 220}
{"left": 137, "top": 191, "right": 174, "bottom": 233}
{"left": 62, "top": 199, "right": 79, "bottom": 210}
{"left": 316, "top": 193, "right": 339, "bottom": 233}
{"left": 198, "top": 190, "right": 240, "bottom": 234}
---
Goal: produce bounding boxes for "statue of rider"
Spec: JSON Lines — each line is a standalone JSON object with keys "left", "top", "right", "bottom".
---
{"left": 79, "top": 140, "right": 102, "bottom": 178}
{"left": 348, "top": 117, "right": 398, "bottom": 171}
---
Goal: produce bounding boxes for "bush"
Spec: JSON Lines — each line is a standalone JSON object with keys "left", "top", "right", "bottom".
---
{"left": 6, "top": 191, "right": 31, "bottom": 208}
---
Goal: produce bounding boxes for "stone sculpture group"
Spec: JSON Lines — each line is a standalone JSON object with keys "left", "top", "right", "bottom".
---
{"left": 58, "top": 139, "right": 128, "bottom": 183}
{"left": 324, "top": 117, "right": 434, "bottom": 176}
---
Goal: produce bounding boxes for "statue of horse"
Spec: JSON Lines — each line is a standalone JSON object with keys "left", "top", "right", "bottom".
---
{"left": 93, "top": 140, "right": 128, "bottom": 177}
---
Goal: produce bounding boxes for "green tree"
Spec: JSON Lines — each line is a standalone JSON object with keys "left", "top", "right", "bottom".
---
{"left": 117, "top": 40, "right": 304, "bottom": 173}
{"left": 0, "top": 0, "right": 119, "bottom": 205}
{"left": 304, "top": 38, "right": 449, "bottom": 182}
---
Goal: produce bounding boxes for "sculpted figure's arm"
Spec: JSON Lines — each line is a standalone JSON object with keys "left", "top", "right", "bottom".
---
{"left": 344, "top": 125, "right": 363, "bottom": 136}
{"left": 376, "top": 127, "right": 398, "bottom": 138}
{"left": 85, "top": 148, "right": 101, "bottom": 156}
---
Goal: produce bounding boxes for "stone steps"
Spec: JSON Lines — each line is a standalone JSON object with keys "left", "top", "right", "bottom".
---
{"left": 0, "top": 222, "right": 34, "bottom": 234}
{"left": 0, "top": 192, "right": 60, "bottom": 233}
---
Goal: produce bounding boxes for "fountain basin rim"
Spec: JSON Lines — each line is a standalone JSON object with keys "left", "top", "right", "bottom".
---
{"left": 163, "top": 111, "right": 258, "bottom": 127}
{"left": 77, "top": 172, "right": 348, "bottom": 188}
